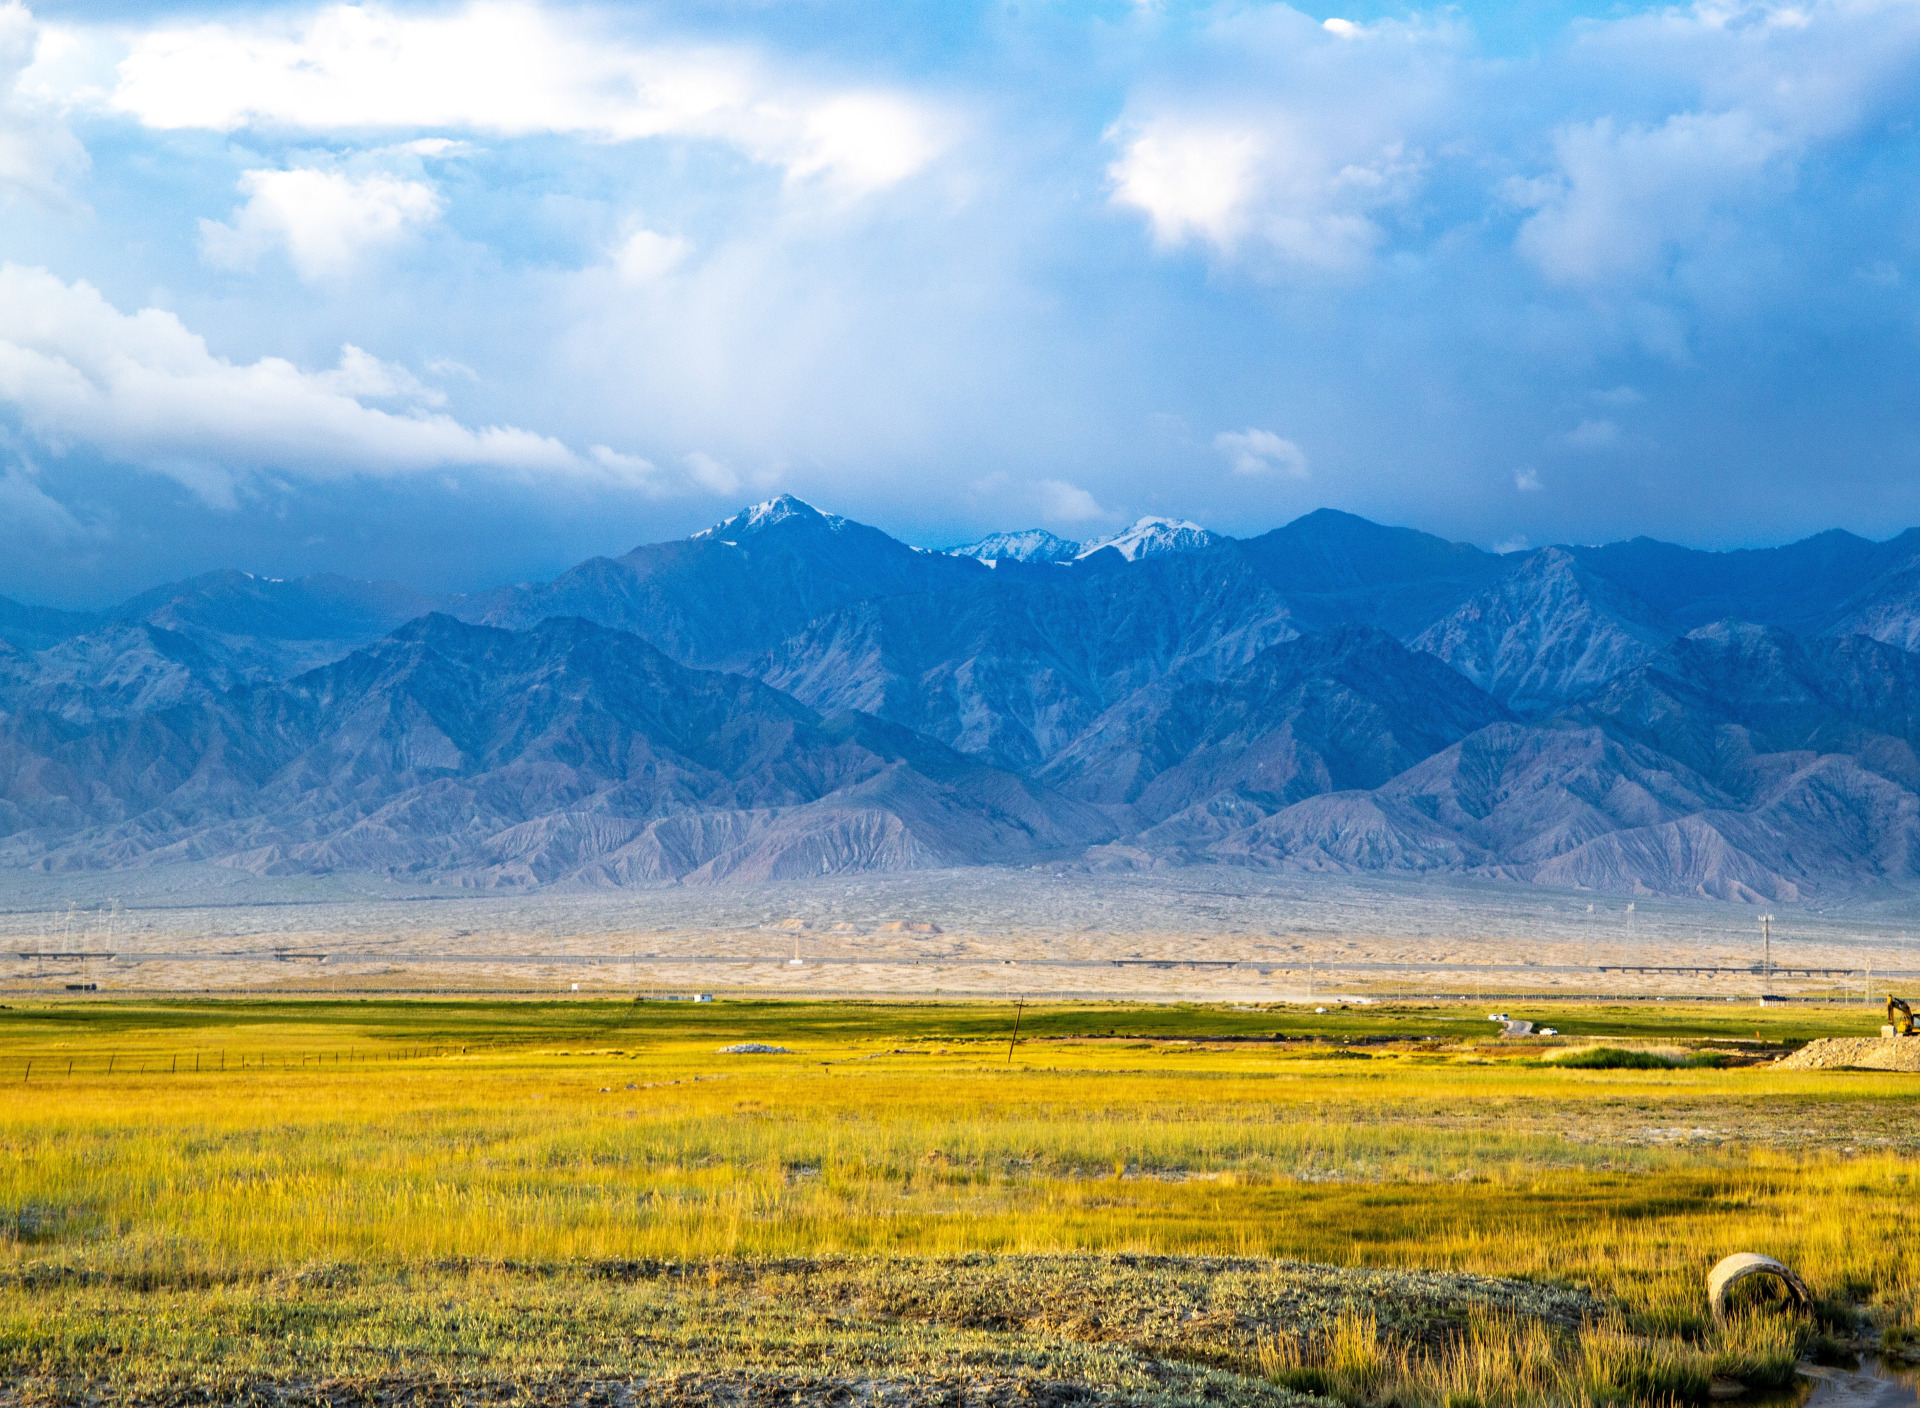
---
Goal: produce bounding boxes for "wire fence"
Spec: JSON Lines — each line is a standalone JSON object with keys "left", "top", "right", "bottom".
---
{"left": 10, "top": 1046, "right": 487, "bottom": 1081}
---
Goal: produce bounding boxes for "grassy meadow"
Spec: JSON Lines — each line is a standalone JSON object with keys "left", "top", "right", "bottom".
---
{"left": 0, "top": 995, "right": 1915, "bottom": 1406}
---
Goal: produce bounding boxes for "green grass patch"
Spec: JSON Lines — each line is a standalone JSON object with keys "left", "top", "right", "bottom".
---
{"left": 0, "top": 997, "right": 1897, "bottom": 1405}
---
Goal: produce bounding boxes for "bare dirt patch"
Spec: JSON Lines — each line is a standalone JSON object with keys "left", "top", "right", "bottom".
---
{"left": 1776, "top": 1038, "right": 1920, "bottom": 1072}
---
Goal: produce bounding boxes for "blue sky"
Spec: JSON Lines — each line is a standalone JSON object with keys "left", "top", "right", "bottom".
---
{"left": 1, "top": 0, "right": 1918, "bottom": 602}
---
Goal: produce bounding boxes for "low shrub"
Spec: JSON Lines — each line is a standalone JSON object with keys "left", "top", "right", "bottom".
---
{"left": 1550, "top": 1048, "right": 1728, "bottom": 1071}
{"left": 1259, "top": 1306, "right": 1814, "bottom": 1407}
{"left": 1555, "top": 1049, "right": 1679, "bottom": 1070}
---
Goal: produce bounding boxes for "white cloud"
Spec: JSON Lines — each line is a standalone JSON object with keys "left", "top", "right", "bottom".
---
{"left": 317, "top": 344, "right": 446, "bottom": 405}
{"left": 0, "top": 1, "right": 84, "bottom": 203}
{"left": 589, "top": 444, "right": 679, "bottom": 496}
{"left": 1106, "top": 7, "right": 1453, "bottom": 272}
{"left": 683, "top": 450, "right": 739, "bottom": 496}
{"left": 1581, "top": 0, "right": 1920, "bottom": 139}
{"left": 106, "top": 2, "right": 950, "bottom": 196}
{"left": 1036, "top": 478, "right": 1103, "bottom": 522}
{"left": 1511, "top": 0, "right": 1920, "bottom": 289}
{"left": 0, "top": 456, "right": 84, "bottom": 541}
{"left": 1214, "top": 428, "right": 1308, "bottom": 477}
{"left": 590, "top": 444, "right": 654, "bottom": 477}
{"left": 1106, "top": 0, "right": 1920, "bottom": 297}
{"left": 1108, "top": 123, "right": 1265, "bottom": 251}
{"left": 1511, "top": 112, "right": 1785, "bottom": 286}
{"left": 1513, "top": 467, "right": 1541, "bottom": 492}
{"left": 965, "top": 471, "right": 1104, "bottom": 525}
{"left": 613, "top": 228, "right": 693, "bottom": 285}
{"left": 200, "top": 167, "right": 443, "bottom": 280}
{"left": 0, "top": 263, "right": 600, "bottom": 506}
{"left": 1562, "top": 418, "right": 1621, "bottom": 451}
{"left": 588, "top": 446, "right": 757, "bottom": 502}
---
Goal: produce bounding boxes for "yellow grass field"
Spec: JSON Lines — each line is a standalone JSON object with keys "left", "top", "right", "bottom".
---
{"left": 0, "top": 997, "right": 1915, "bottom": 1406}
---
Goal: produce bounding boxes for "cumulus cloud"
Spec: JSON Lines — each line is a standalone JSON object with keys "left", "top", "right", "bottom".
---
{"left": 1581, "top": 0, "right": 1920, "bottom": 137}
{"left": 316, "top": 344, "right": 447, "bottom": 406}
{"left": 589, "top": 444, "right": 654, "bottom": 476}
{"left": 107, "top": 1, "right": 950, "bottom": 195}
{"left": 1215, "top": 428, "right": 1308, "bottom": 477}
{"left": 1036, "top": 478, "right": 1103, "bottom": 522}
{"left": 1512, "top": 0, "right": 1920, "bottom": 289}
{"left": 1106, "top": 0, "right": 1920, "bottom": 302}
{"left": 0, "top": 1, "right": 84, "bottom": 203}
{"left": 1107, "top": 7, "right": 1454, "bottom": 272}
{"left": 613, "top": 228, "right": 693, "bottom": 285}
{"left": 0, "top": 263, "right": 609, "bottom": 506}
{"left": 5, "top": 0, "right": 1920, "bottom": 593}
{"left": 1511, "top": 111, "right": 1786, "bottom": 286}
{"left": 201, "top": 167, "right": 444, "bottom": 280}
{"left": 1108, "top": 124, "right": 1265, "bottom": 250}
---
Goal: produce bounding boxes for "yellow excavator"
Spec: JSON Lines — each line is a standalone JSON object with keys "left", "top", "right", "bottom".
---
{"left": 1888, "top": 996, "right": 1916, "bottom": 1037}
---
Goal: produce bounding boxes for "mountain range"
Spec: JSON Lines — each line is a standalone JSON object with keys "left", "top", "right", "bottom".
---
{"left": 9, "top": 495, "right": 1920, "bottom": 900}
{"left": 947, "top": 517, "right": 1222, "bottom": 563}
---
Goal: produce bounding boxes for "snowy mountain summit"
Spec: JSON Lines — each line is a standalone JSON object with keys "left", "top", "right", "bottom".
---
{"left": 692, "top": 495, "right": 846, "bottom": 543}
{"left": 947, "top": 529, "right": 1082, "bottom": 563}
{"left": 1075, "top": 517, "right": 1221, "bottom": 561}
{"left": 948, "top": 516, "right": 1222, "bottom": 564}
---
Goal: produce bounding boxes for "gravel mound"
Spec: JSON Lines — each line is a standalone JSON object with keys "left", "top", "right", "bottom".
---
{"left": 1776, "top": 1037, "right": 1920, "bottom": 1071}
{"left": 717, "top": 1044, "right": 794, "bottom": 1055}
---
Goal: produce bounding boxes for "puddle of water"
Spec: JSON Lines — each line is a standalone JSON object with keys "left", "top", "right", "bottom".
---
{"left": 1799, "top": 1357, "right": 1920, "bottom": 1408}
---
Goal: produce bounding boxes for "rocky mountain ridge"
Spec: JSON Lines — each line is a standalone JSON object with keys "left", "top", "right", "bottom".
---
{"left": 946, "top": 515, "right": 1222, "bottom": 564}
{"left": 8, "top": 495, "right": 1920, "bottom": 899}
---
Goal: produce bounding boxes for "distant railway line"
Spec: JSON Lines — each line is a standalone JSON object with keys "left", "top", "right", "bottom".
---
{"left": 8, "top": 948, "right": 1918, "bottom": 979}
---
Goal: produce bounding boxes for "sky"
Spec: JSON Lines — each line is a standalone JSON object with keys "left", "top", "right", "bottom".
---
{"left": 2, "top": 0, "right": 1920, "bottom": 603}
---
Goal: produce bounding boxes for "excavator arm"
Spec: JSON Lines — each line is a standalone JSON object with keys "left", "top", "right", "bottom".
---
{"left": 1889, "top": 996, "right": 1916, "bottom": 1037}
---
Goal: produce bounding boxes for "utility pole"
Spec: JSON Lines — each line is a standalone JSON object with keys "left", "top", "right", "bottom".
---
{"left": 1761, "top": 914, "right": 1773, "bottom": 978}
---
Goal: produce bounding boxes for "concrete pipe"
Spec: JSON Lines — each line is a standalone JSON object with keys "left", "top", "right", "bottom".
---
{"left": 1707, "top": 1253, "right": 1812, "bottom": 1323}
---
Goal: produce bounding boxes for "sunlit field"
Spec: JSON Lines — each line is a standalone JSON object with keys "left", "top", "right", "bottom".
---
{"left": 1, "top": 997, "right": 1915, "bottom": 1406}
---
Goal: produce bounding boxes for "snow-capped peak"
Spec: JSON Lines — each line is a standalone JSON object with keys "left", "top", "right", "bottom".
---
{"left": 691, "top": 495, "right": 843, "bottom": 542}
{"left": 1075, "top": 516, "right": 1221, "bottom": 562}
{"left": 947, "top": 528, "right": 1082, "bottom": 563}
